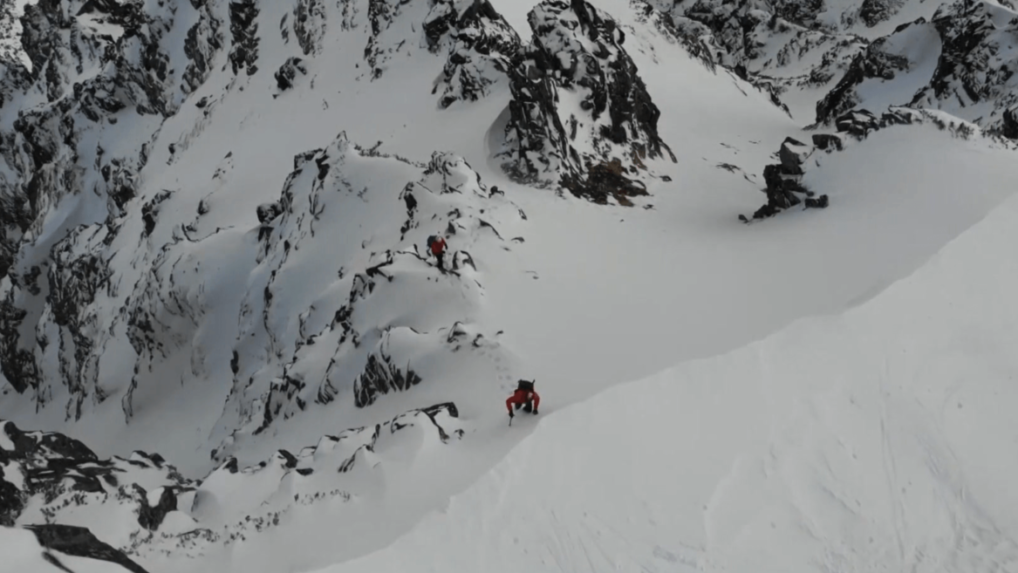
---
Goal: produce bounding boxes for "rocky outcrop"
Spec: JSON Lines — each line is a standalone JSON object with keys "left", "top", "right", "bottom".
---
{"left": 2, "top": 403, "right": 464, "bottom": 557}
{"left": 228, "top": 0, "right": 260, "bottom": 75}
{"left": 859, "top": 0, "right": 907, "bottom": 27}
{"left": 741, "top": 136, "right": 828, "bottom": 222}
{"left": 500, "top": 0, "right": 675, "bottom": 203}
{"left": 274, "top": 57, "right": 307, "bottom": 91}
{"left": 353, "top": 349, "right": 424, "bottom": 408}
{"left": 26, "top": 524, "right": 150, "bottom": 573}
{"left": 0, "top": 0, "right": 226, "bottom": 410}
{"left": 0, "top": 420, "right": 195, "bottom": 530}
{"left": 647, "top": 0, "right": 868, "bottom": 99}
{"left": 815, "top": 22, "right": 918, "bottom": 124}
{"left": 429, "top": 0, "right": 522, "bottom": 108}
{"left": 812, "top": 133, "right": 844, "bottom": 152}
{"left": 293, "top": 0, "right": 327, "bottom": 56}
{"left": 834, "top": 107, "right": 919, "bottom": 138}
{"left": 908, "top": 0, "right": 1018, "bottom": 131}
{"left": 1004, "top": 106, "right": 1018, "bottom": 140}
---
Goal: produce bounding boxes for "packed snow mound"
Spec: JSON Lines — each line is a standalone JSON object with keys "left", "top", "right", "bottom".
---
{"left": 1, "top": 403, "right": 465, "bottom": 561}
{"left": 2, "top": 524, "right": 148, "bottom": 573}
{"left": 321, "top": 179, "right": 1018, "bottom": 573}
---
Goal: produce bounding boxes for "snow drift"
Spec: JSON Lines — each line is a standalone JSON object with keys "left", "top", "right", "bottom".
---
{"left": 320, "top": 163, "right": 1018, "bottom": 573}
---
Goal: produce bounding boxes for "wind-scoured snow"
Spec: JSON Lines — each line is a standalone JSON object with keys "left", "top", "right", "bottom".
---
{"left": 319, "top": 171, "right": 1018, "bottom": 573}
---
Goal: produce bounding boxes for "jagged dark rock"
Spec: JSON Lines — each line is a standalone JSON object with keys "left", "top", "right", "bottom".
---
{"left": 1004, "top": 106, "right": 1018, "bottom": 140}
{"left": 257, "top": 201, "right": 284, "bottom": 224}
{"left": 353, "top": 351, "right": 423, "bottom": 408}
{"left": 275, "top": 57, "right": 307, "bottom": 91}
{"left": 812, "top": 133, "right": 844, "bottom": 152}
{"left": 859, "top": 0, "right": 907, "bottom": 27}
{"left": 26, "top": 524, "right": 150, "bottom": 573}
{"left": 744, "top": 136, "right": 826, "bottom": 222}
{"left": 229, "top": 0, "right": 260, "bottom": 75}
{"left": 0, "top": 420, "right": 194, "bottom": 529}
{"left": 135, "top": 485, "right": 178, "bottom": 531}
{"left": 0, "top": 0, "right": 226, "bottom": 408}
{"left": 293, "top": 0, "right": 327, "bottom": 56}
{"left": 778, "top": 137, "right": 811, "bottom": 174}
{"left": 909, "top": 0, "right": 1018, "bottom": 132}
{"left": 500, "top": 0, "right": 674, "bottom": 203}
{"left": 816, "top": 28, "right": 915, "bottom": 124}
{"left": 835, "top": 108, "right": 879, "bottom": 137}
{"left": 430, "top": 0, "right": 522, "bottom": 108}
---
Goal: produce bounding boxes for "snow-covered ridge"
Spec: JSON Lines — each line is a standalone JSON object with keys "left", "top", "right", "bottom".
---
{"left": 317, "top": 156, "right": 1018, "bottom": 573}
{"left": 1, "top": 402, "right": 465, "bottom": 565}
{"left": 650, "top": 0, "right": 1018, "bottom": 129}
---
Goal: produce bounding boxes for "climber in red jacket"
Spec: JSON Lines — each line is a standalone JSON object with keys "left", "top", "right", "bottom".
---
{"left": 506, "top": 379, "right": 539, "bottom": 418}
{"left": 427, "top": 234, "right": 448, "bottom": 270}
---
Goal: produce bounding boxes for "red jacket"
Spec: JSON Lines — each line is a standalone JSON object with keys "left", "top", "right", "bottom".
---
{"left": 430, "top": 238, "right": 446, "bottom": 256}
{"left": 506, "top": 389, "right": 540, "bottom": 413}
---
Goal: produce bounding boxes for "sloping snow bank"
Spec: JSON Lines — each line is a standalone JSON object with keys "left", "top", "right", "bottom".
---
{"left": 320, "top": 184, "right": 1018, "bottom": 572}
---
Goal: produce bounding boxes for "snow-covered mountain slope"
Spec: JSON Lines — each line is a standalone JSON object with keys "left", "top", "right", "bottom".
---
{"left": 319, "top": 164, "right": 1018, "bottom": 573}
{"left": 0, "top": 0, "right": 1017, "bottom": 571}
{"left": 2, "top": 523, "right": 147, "bottom": 572}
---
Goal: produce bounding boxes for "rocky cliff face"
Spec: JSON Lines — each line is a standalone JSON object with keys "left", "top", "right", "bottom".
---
{"left": 0, "top": 0, "right": 224, "bottom": 405}
{"left": 499, "top": 0, "right": 675, "bottom": 204}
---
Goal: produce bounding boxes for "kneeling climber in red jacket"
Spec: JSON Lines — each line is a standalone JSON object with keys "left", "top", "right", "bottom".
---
{"left": 507, "top": 379, "right": 539, "bottom": 419}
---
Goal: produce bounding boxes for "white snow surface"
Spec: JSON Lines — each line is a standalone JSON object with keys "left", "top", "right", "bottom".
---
{"left": 0, "top": 0, "right": 1017, "bottom": 571}
{"left": 319, "top": 166, "right": 1018, "bottom": 573}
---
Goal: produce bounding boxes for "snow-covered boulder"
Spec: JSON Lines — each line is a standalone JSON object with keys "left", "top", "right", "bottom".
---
{"left": 499, "top": 0, "right": 675, "bottom": 203}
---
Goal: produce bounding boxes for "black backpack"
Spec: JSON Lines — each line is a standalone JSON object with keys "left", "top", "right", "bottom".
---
{"left": 426, "top": 235, "right": 437, "bottom": 249}
{"left": 517, "top": 379, "right": 534, "bottom": 392}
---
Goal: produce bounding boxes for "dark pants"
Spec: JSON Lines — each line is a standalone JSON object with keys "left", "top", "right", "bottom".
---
{"left": 515, "top": 400, "right": 533, "bottom": 413}
{"left": 435, "top": 251, "right": 445, "bottom": 269}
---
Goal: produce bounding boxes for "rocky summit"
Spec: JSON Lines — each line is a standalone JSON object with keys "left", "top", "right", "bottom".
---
{"left": 1, "top": 0, "right": 1017, "bottom": 571}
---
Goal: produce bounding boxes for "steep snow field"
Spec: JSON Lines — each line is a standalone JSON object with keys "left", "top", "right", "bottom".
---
{"left": 319, "top": 164, "right": 1018, "bottom": 573}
